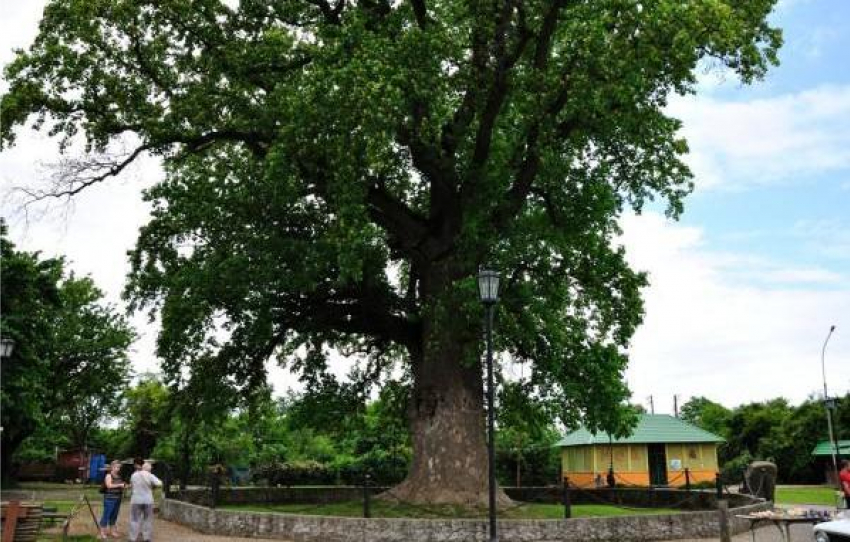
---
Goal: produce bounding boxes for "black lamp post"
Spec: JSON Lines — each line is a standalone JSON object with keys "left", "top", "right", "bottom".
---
{"left": 0, "top": 337, "right": 15, "bottom": 358}
{"left": 478, "top": 268, "right": 500, "bottom": 542}
{"left": 821, "top": 325, "right": 840, "bottom": 487}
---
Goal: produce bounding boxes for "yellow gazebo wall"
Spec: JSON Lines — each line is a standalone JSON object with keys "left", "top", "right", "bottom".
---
{"left": 561, "top": 444, "right": 651, "bottom": 487}
{"left": 561, "top": 442, "right": 718, "bottom": 487}
{"left": 664, "top": 442, "right": 718, "bottom": 485}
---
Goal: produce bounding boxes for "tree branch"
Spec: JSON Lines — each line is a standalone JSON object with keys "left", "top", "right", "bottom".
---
{"left": 166, "top": 129, "right": 271, "bottom": 157}
{"left": 308, "top": 0, "right": 344, "bottom": 25}
{"left": 16, "top": 144, "right": 152, "bottom": 203}
{"left": 278, "top": 284, "right": 419, "bottom": 350}
{"left": 410, "top": 0, "right": 428, "bottom": 28}
{"left": 367, "top": 182, "right": 431, "bottom": 261}
{"left": 468, "top": 1, "right": 521, "bottom": 172}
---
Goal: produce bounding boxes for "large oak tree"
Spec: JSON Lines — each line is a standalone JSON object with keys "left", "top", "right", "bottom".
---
{"left": 1, "top": 0, "right": 780, "bottom": 504}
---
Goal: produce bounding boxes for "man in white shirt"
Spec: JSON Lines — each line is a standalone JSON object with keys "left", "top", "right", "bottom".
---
{"left": 128, "top": 457, "right": 162, "bottom": 542}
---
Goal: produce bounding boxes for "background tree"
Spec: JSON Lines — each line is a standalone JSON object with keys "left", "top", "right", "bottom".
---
{"left": 1, "top": 230, "right": 62, "bottom": 484}
{"left": 0, "top": 227, "right": 134, "bottom": 484}
{"left": 680, "top": 396, "right": 732, "bottom": 438}
{"left": 496, "top": 380, "right": 561, "bottom": 487}
{"left": 1, "top": 0, "right": 781, "bottom": 504}
{"left": 681, "top": 394, "right": 850, "bottom": 484}
{"left": 123, "top": 374, "right": 171, "bottom": 458}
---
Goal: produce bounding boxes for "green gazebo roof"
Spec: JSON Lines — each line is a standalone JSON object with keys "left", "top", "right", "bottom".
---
{"left": 557, "top": 414, "right": 724, "bottom": 447}
{"left": 811, "top": 440, "right": 850, "bottom": 456}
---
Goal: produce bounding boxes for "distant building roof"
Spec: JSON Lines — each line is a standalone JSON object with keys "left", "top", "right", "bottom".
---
{"left": 811, "top": 440, "right": 850, "bottom": 456}
{"left": 557, "top": 414, "right": 725, "bottom": 447}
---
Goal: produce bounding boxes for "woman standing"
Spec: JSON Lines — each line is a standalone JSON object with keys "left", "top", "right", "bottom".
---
{"left": 100, "top": 460, "right": 125, "bottom": 539}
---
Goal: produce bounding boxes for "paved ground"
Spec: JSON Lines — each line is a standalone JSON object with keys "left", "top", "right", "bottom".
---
{"left": 674, "top": 522, "right": 816, "bottom": 541}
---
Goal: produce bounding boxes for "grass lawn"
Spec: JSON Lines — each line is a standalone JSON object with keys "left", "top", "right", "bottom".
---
{"left": 222, "top": 501, "right": 682, "bottom": 519}
{"left": 43, "top": 498, "right": 88, "bottom": 513}
{"left": 774, "top": 486, "right": 841, "bottom": 507}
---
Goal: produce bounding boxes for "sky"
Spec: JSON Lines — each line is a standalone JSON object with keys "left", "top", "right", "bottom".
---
{"left": 1, "top": 0, "right": 848, "bottom": 413}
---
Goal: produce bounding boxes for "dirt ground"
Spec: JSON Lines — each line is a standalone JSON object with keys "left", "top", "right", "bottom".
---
{"left": 43, "top": 500, "right": 278, "bottom": 541}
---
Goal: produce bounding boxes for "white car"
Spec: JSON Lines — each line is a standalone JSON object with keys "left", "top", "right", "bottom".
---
{"left": 814, "top": 518, "right": 850, "bottom": 542}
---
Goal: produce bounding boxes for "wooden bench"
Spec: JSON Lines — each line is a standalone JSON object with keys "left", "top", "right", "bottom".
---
{"left": 1, "top": 501, "right": 44, "bottom": 542}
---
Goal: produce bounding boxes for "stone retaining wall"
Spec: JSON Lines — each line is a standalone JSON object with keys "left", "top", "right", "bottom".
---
{"left": 161, "top": 498, "right": 771, "bottom": 541}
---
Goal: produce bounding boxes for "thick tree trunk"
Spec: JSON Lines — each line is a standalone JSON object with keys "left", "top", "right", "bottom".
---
{"left": 383, "top": 266, "right": 511, "bottom": 507}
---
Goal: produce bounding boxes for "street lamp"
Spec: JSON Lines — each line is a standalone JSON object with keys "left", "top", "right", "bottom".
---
{"left": 821, "top": 325, "right": 840, "bottom": 487}
{"left": 478, "top": 268, "right": 500, "bottom": 542}
{"left": 0, "top": 337, "right": 15, "bottom": 358}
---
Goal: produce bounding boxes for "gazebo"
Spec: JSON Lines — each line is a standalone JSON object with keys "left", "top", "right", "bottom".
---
{"left": 558, "top": 414, "right": 724, "bottom": 487}
{"left": 811, "top": 440, "right": 850, "bottom": 485}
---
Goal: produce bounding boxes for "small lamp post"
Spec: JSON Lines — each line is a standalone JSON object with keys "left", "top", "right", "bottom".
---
{"left": 478, "top": 268, "right": 500, "bottom": 542}
{"left": 0, "top": 337, "right": 15, "bottom": 358}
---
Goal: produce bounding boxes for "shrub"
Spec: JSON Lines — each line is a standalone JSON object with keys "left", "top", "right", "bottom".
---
{"left": 719, "top": 451, "right": 753, "bottom": 485}
{"left": 252, "top": 460, "right": 335, "bottom": 486}
{"left": 333, "top": 449, "right": 410, "bottom": 486}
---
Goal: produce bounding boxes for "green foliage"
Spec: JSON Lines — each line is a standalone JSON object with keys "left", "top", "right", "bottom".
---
{"left": 1, "top": 0, "right": 782, "bottom": 487}
{"left": 0, "top": 226, "right": 134, "bottom": 483}
{"left": 691, "top": 394, "right": 850, "bottom": 484}
{"left": 123, "top": 375, "right": 171, "bottom": 458}
{"left": 0, "top": 0, "right": 781, "bottom": 442}
{"left": 252, "top": 460, "right": 336, "bottom": 486}
{"left": 680, "top": 397, "right": 731, "bottom": 438}
{"left": 719, "top": 450, "right": 753, "bottom": 485}
{"left": 495, "top": 381, "right": 561, "bottom": 486}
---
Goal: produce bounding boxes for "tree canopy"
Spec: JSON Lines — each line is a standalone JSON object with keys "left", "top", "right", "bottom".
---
{"left": 1, "top": 0, "right": 781, "bottom": 503}
{"left": 681, "top": 394, "right": 850, "bottom": 484}
{"left": 0, "top": 225, "right": 135, "bottom": 484}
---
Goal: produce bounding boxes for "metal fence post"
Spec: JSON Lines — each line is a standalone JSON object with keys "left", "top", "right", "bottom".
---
{"left": 715, "top": 472, "right": 723, "bottom": 500}
{"left": 562, "top": 477, "right": 572, "bottom": 519}
{"left": 363, "top": 473, "right": 371, "bottom": 519}
{"left": 685, "top": 468, "right": 691, "bottom": 492}
{"left": 718, "top": 499, "right": 731, "bottom": 542}
{"left": 164, "top": 464, "right": 172, "bottom": 499}
{"left": 210, "top": 471, "right": 220, "bottom": 509}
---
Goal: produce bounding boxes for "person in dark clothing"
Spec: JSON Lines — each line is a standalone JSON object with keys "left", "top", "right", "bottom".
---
{"left": 100, "top": 460, "right": 125, "bottom": 539}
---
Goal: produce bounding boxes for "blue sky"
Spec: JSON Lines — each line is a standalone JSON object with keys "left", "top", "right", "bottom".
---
{"left": 672, "top": 0, "right": 850, "bottom": 286}
{"left": 1, "top": 0, "right": 848, "bottom": 410}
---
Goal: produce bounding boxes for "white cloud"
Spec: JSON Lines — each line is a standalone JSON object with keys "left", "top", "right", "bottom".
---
{"left": 620, "top": 212, "right": 850, "bottom": 411}
{"left": 0, "top": 131, "right": 163, "bottom": 375}
{"left": 669, "top": 85, "right": 850, "bottom": 190}
{"left": 792, "top": 218, "right": 850, "bottom": 261}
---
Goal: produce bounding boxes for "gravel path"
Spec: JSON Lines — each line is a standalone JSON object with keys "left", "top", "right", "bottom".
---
{"left": 42, "top": 500, "right": 281, "bottom": 541}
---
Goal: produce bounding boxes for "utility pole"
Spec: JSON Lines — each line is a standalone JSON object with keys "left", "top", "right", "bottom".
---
{"left": 648, "top": 395, "right": 654, "bottom": 415}
{"left": 674, "top": 395, "right": 679, "bottom": 418}
{"left": 821, "top": 325, "right": 840, "bottom": 488}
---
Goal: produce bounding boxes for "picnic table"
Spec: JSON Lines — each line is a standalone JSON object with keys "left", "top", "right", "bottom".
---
{"left": 1, "top": 501, "right": 44, "bottom": 542}
{"left": 736, "top": 513, "right": 827, "bottom": 542}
